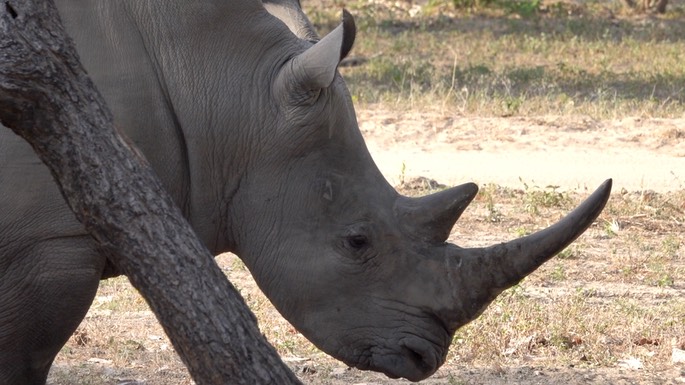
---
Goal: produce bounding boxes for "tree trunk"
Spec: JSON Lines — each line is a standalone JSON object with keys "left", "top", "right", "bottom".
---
{"left": 0, "top": 1, "right": 301, "bottom": 384}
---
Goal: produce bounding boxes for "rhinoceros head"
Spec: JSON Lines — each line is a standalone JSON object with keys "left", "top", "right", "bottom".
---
{"left": 228, "top": 9, "right": 611, "bottom": 382}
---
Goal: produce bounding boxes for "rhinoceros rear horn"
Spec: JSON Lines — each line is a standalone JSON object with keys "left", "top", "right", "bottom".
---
{"left": 282, "top": 9, "right": 356, "bottom": 91}
{"left": 396, "top": 182, "right": 479, "bottom": 243}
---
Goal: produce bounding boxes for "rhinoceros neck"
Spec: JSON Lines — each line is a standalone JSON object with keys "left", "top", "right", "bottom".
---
{"left": 55, "top": 1, "right": 292, "bottom": 253}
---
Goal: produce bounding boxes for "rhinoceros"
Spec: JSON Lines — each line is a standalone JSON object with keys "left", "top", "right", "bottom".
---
{"left": 0, "top": 1, "right": 611, "bottom": 384}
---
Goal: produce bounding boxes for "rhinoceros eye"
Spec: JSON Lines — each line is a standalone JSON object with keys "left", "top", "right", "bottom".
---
{"left": 345, "top": 234, "right": 369, "bottom": 251}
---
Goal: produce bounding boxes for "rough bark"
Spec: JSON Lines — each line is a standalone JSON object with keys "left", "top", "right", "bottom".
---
{"left": 0, "top": 1, "right": 301, "bottom": 384}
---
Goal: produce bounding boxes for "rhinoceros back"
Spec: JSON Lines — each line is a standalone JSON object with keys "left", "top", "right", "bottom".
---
{"left": 55, "top": 1, "right": 193, "bottom": 210}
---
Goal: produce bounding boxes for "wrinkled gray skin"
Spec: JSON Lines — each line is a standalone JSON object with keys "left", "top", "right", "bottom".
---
{"left": 0, "top": 1, "right": 612, "bottom": 384}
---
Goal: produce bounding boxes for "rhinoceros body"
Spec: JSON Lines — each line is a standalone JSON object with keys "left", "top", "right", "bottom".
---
{"left": 0, "top": 1, "right": 611, "bottom": 384}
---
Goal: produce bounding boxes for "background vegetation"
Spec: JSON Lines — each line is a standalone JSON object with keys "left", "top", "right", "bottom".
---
{"left": 306, "top": 0, "right": 685, "bottom": 119}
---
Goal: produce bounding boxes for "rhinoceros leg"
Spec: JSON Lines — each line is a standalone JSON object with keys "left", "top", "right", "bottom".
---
{"left": 0, "top": 237, "right": 104, "bottom": 385}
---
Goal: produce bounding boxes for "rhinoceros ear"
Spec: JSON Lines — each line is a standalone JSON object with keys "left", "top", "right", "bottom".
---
{"left": 263, "top": 0, "right": 320, "bottom": 41}
{"left": 279, "top": 9, "right": 355, "bottom": 93}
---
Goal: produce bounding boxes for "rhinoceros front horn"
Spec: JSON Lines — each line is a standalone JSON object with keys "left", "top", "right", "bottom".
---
{"left": 417, "top": 179, "right": 612, "bottom": 331}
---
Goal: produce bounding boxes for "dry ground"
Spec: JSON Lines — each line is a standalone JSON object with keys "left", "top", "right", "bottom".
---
{"left": 48, "top": 112, "right": 685, "bottom": 385}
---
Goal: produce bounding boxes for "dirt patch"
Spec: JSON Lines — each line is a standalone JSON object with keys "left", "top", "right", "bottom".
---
{"left": 359, "top": 107, "right": 685, "bottom": 193}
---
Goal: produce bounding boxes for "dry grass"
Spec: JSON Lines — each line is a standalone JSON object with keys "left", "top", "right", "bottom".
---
{"left": 444, "top": 184, "right": 685, "bottom": 372}
{"left": 49, "top": 184, "right": 685, "bottom": 384}
{"left": 309, "top": 0, "right": 685, "bottom": 119}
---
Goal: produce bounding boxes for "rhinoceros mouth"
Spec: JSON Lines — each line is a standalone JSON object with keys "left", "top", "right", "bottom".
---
{"left": 356, "top": 336, "right": 444, "bottom": 382}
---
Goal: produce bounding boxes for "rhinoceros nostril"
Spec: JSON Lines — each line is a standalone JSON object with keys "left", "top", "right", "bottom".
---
{"left": 406, "top": 348, "right": 429, "bottom": 371}
{"left": 402, "top": 343, "right": 436, "bottom": 375}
